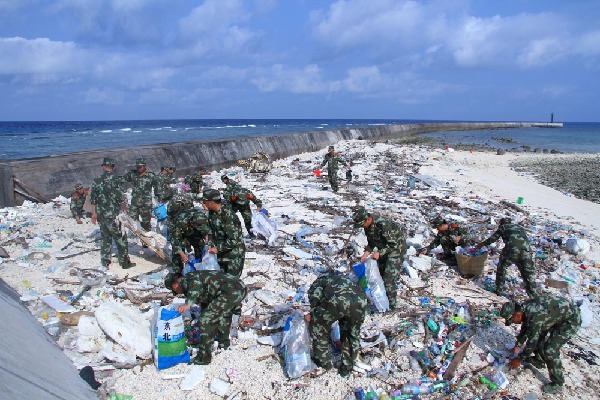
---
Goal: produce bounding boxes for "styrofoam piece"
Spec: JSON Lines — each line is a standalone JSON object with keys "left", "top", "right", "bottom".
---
{"left": 95, "top": 302, "right": 152, "bottom": 359}
{"left": 41, "top": 294, "right": 76, "bottom": 313}
{"left": 209, "top": 377, "right": 230, "bottom": 397}
{"left": 180, "top": 366, "right": 206, "bottom": 391}
{"left": 257, "top": 334, "right": 282, "bottom": 346}
{"left": 254, "top": 290, "right": 278, "bottom": 306}
{"left": 282, "top": 246, "right": 313, "bottom": 260}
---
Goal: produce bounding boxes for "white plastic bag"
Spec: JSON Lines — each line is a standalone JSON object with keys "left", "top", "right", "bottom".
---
{"left": 365, "top": 258, "right": 390, "bottom": 312}
{"left": 251, "top": 212, "right": 278, "bottom": 246}
{"left": 281, "top": 311, "right": 313, "bottom": 379}
{"left": 197, "top": 247, "right": 220, "bottom": 271}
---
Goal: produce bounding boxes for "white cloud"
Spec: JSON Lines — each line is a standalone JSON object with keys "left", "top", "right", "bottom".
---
{"left": 251, "top": 64, "right": 328, "bottom": 94}
{"left": 310, "top": 1, "right": 595, "bottom": 70}
{"left": 0, "top": 37, "right": 82, "bottom": 77}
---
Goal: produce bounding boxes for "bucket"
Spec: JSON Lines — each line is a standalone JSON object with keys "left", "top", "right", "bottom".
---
{"left": 314, "top": 169, "right": 322, "bottom": 177}
{"left": 516, "top": 197, "right": 524, "bottom": 205}
{"left": 153, "top": 203, "right": 167, "bottom": 220}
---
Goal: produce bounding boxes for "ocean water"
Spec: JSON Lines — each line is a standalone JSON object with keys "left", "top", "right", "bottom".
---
{"left": 0, "top": 119, "right": 598, "bottom": 160}
{"left": 421, "top": 122, "right": 600, "bottom": 154}
{"left": 0, "top": 119, "right": 421, "bottom": 160}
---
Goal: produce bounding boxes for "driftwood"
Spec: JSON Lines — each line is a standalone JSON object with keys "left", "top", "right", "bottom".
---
{"left": 13, "top": 178, "right": 51, "bottom": 203}
{"left": 118, "top": 214, "right": 167, "bottom": 260}
{"left": 443, "top": 336, "right": 473, "bottom": 380}
{"left": 500, "top": 199, "right": 527, "bottom": 214}
{"left": 124, "top": 288, "right": 170, "bottom": 304}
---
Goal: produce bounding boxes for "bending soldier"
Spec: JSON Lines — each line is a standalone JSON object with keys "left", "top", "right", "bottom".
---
{"left": 166, "top": 271, "right": 246, "bottom": 365}
{"left": 501, "top": 295, "right": 581, "bottom": 394}
{"left": 475, "top": 217, "right": 537, "bottom": 297}
{"left": 422, "top": 216, "right": 470, "bottom": 263}
{"left": 306, "top": 273, "right": 368, "bottom": 376}
{"left": 170, "top": 201, "right": 210, "bottom": 274}
{"left": 221, "top": 175, "right": 263, "bottom": 236}
{"left": 70, "top": 183, "right": 89, "bottom": 224}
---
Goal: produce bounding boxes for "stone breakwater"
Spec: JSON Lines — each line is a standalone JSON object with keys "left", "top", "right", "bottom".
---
{"left": 0, "top": 122, "right": 558, "bottom": 207}
{"left": 511, "top": 154, "right": 600, "bottom": 204}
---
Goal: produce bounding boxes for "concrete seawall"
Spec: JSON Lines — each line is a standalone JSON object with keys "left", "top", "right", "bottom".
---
{"left": 0, "top": 122, "right": 560, "bottom": 207}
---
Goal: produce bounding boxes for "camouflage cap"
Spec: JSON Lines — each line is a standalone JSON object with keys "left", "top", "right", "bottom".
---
{"left": 75, "top": 183, "right": 84, "bottom": 190}
{"left": 101, "top": 157, "right": 115, "bottom": 166}
{"left": 168, "top": 194, "right": 193, "bottom": 215}
{"left": 168, "top": 166, "right": 176, "bottom": 171}
{"left": 328, "top": 145, "right": 335, "bottom": 150}
{"left": 500, "top": 301, "right": 516, "bottom": 325}
{"left": 431, "top": 215, "right": 446, "bottom": 226}
{"left": 221, "top": 175, "right": 229, "bottom": 182}
{"left": 164, "top": 273, "right": 183, "bottom": 295}
{"left": 500, "top": 217, "right": 513, "bottom": 225}
{"left": 352, "top": 207, "right": 369, "bottom": 228}
{"left": 202, "top": 188, "right": 221, "bottom": 202}
{"left": 135, "top": 157, "right": 146, "bottom": 167}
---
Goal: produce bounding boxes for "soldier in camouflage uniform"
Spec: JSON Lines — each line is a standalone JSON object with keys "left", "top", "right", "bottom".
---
{"left": 353, "top": 207, "right": 407, "bottom": 309}
{"left": 221, "top": 175, "right": 263, "bottom": 236}
{"left": 121, "top": 158, "right": 159, "bottom": 231}
{"left": 319, "top": 145, "right": 347, "bottom": 192}
{"left": 155, "top": 166, "right": 175, "bottom": 204}
{"left": 501, "top": 295, "right": 581, "bottom": 394}
{"left": 70, "top": 183, "right": 89, "bottom": 224}
{"left": 201, "top": 189, "right": 246, "bottom": 277}
{"left": 476, "top": 217, "right": 537, "bottom": 297}
{"left": 185, "top": 167, "right": 206, "bottom": 198}
{"left": 90, "top": 158, "right": 135, "bottom": 269}
{"left": 423, "top": 216, "right": 470, "bottom": 261}
{"left": 166, "top": 271, "right": 247, "bottom": 365}
{"left": 307, "top": 273, "right": 368, "bottom": 376}
{"left": 170, "top": 205, "right": 210, "bottom": 274}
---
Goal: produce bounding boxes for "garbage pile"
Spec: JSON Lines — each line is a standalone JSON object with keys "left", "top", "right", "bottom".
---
{"left": 0, "top": 139, "right": 599, "bottom": 399}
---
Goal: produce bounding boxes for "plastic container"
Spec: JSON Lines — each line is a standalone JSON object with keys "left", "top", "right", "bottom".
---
{"left": 153, "top": 203, "right": 167, "bottom": 220}
{"left": 401, "top": 384, "right": 432, "bottom": 395}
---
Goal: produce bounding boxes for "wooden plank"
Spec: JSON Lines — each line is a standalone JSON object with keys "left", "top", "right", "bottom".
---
{"left": 0, "top": 164, "right": 16, "bottom": 207}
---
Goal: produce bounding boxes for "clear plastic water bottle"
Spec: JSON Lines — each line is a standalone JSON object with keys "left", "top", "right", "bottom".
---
{"left": 401, "top": 384, "right": 432, "bottom": 395}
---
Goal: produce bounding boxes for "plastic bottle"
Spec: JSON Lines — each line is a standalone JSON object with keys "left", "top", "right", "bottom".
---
{"left": 426, "top": 318, "right": 439, "bottom": 333}
{"left": 479, "top": 376, "right": 498, "bottom": 390}
{"left": 401, "top": 384, "right": 432, "bottom": 395}
{"left": 354, "top": 387, "right": 366, "bottom": 400}
{"left": 432, "top": 380, "right": 448, "bottom": 392}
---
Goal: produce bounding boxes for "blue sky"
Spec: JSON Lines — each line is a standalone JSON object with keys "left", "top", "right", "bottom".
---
{"left": 1, "top": 0, "right": 599, "bottom": 122}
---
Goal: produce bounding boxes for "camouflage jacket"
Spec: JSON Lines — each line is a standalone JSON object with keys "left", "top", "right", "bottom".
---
{"left": 516, "top": 295, "right": 580, "bottom": 358}
{"left": 206, "top": 203, "right": 244, "bottom": 253}
{"left": 170, "top": 208, "right": 210, "bottom": 254}
{"left": 363, "top": 214, "right": 407, "bottom": 258}
{"left": 430, "top": 223, "right": 469, "bottom": 248}
{"left": 122, "top": 170, "right": 158, "bottom": 205}
{"left": 480, "top": 223, "right": 531, "bottom": 253}
{"left": 308, "top": 273, "right": 366, "bottom": 311}
{"left": 90, "top": 172, "right": 125, "bottom": 219}
{"left": 70, "top": 189, "right": 89, "bottom": 217}
{"left": 182, "top": 270, "right": 246, "bottom": 307}
{"left": 185, "top": 172, "right": 204, "bottom": 194}
{"left": 155, "top": 173, "right": 175, "bottom": 201}
{"left": 320, "top": 152, "right": 347, "bottom": 173}
{"left": 223, "top": 180, "right": 262, "bottom": 208}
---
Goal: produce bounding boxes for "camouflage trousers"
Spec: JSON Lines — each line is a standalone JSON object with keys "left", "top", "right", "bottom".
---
{"left": 232, "top": 204, "right": 253, "bottom": 236}
{"left": 378, "top": 253, "right": 405, "bottom": 309}
{"left": 193, "top": 285, "right": 246, "bottom": 364}
{"left": 171, "top": 237, "right": 205, "bottom": 274}
{"left": 527, "top": 305, "right": 581, "bottom": 386}
{"left": 497, "top": 248, "right": 537, "bottom": 296}
{"left": 128, "top": 200, "right": 152, "bottom": 231}
{"left": 310, "top": 293, "right": 367, "bottom": 373}
{"left": 217, "top": 245, "right": 245, "bottom": 278}
{"left": 328, "top": 168, "right": 339, "bottom": 192}
{"left": 98, "top": 216, "right": 129, "bottom": 267}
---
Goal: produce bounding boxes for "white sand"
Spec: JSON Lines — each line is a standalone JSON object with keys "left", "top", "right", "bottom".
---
{"left": 1, "top": 141, "right": 599, "bottom": 400}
